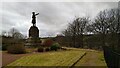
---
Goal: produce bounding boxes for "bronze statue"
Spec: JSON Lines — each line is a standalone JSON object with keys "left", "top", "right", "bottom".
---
{"left": 32, "top": 12, "right": 39, "bottom": 26}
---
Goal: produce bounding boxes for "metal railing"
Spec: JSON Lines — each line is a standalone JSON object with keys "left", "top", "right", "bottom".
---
{"left": 103, "top": 46, "right": 120, "bottom": 68}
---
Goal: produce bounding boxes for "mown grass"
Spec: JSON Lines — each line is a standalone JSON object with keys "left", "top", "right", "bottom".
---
{"left": 7, "top": 50, "right": 86, "bottom": 66}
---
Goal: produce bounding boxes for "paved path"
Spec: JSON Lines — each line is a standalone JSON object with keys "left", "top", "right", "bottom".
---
{"left": 74, "top": 50, "right": 107, "bottom": 67}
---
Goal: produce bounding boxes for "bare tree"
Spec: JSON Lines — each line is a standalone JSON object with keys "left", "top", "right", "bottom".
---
{"left": 9, "top": 28, "right": 24, "bottom": 39}
{"left": 107, "top": 8, "right": 120, "bottom": 49}
{"left": 62, "top": 17, "right": 90, "bottom": 48}
{"left": 87, "top": 9, "right": 111, "bottom": 47}
{"left": 2, "top": 31, "right": 7, "bottom": 36}
{"left": 62, "top": 23, "right": 75, "bottom": 47}
{"left": 87, "top": 8, "right": 120, "bottom": 49}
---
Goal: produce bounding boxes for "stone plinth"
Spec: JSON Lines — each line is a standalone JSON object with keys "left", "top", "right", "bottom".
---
{"left": 29, "top": 26, "right": 39, "bottom": 38}
{"left": 25, "top": 26, "right": 41, "bottom": 47}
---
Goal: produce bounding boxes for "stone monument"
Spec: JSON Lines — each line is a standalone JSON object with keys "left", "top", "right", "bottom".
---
{"left": 26, "top": 12, "right": 41, "bottom": 47}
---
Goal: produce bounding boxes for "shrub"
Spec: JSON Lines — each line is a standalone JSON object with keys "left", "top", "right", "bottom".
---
{"left": 55, "top": 43, "right": 61, "bottom": 49}
{"left": 38, "top": 46, "right": 44, "bottom": 52}
{"left": 43, "top": 39, "right": 54, "bottom": 47}
{"left": 45, "top": 47, "right": 50, "bottom": 52}
{"left": 50, "top": 43, "right": 61, "bottom": 51}
{"left": 7, "top": 44, "right": 26, "bottom": 54}
{"left": 56, "top": 43, "right": 61, "bottom": 49}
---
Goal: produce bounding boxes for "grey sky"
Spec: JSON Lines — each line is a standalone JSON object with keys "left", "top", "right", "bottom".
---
{"left": 0, "top": 1, "right": 118, "bottom": 37}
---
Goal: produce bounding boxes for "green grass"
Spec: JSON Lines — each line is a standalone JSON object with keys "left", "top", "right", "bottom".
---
{"left": 7, "top": 50, "right": 86, "bottom": 66}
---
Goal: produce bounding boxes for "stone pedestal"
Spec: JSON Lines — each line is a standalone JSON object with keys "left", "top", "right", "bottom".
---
{"left": 26, "top": 26, "right": 41, "bottom": 47}
{"left": 29, "top": 26, "right": 39, "bottom": 38}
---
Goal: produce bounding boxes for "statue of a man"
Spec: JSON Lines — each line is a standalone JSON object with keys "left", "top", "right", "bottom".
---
{"left": 32, "top": 12, "right": 39, "bottom": 26}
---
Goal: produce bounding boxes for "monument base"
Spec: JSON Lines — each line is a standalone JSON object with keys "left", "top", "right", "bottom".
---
{"left": 25, "top": 37, "right": 41, "bottom": 48}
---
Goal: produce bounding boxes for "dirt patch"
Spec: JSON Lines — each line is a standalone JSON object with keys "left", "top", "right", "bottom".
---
{"left": 2, "top": 51, "right": 40, "bottom": 66}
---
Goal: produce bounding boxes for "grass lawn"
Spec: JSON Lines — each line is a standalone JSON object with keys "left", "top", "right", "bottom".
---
{"left": 7, "top": 50, "right": 86, "bottom": 66}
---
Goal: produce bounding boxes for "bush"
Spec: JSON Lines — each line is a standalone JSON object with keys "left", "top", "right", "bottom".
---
{"left": 45, "top": 47, "right": 50, "bottom": 52}
{"left": 50, "top": 43, "right": 61, "bottom": 51}
{"left": 38, "top": 46, "right": 44, "bottom": 52}
{"left": 43, "top": 39, "right": 54, "bottom": 47}
{"left": 55, "top": 43, "right": 61, "bottom": 49}
{"left": 7, "top": 44, "right": 26, "bottom": 54}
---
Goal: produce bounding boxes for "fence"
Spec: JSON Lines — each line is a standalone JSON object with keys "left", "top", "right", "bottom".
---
{"left": 103, "top": 46, "right": 120, "bottom": 68}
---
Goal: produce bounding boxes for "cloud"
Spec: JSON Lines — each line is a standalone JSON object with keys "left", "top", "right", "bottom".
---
{"left": 1, "top": 2, "right": 118, "bottom": 37}
{"left": 1, "top": 0, "right": 119, "bottom": 2}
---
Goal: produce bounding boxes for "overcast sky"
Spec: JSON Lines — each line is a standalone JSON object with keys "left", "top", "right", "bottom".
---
{"left": 0, "top": 1, "right": 119, "bottom": 37}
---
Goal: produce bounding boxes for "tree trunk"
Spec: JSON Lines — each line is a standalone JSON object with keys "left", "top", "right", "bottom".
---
{"left": 80, "top": 34, "right": 83, "bottom": 48}
{"left": 102, "top": 33, "right": 106, "bottom": 46}
{"left": 118, "top": 33, "right": 120, "bottom": 52}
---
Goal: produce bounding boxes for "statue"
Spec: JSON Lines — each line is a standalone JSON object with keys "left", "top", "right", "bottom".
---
{"left": 25, "top": 12, "right": 41, "bottom": 47}
{"left": 32, "top": 12, "right": 39, "bottom": 26}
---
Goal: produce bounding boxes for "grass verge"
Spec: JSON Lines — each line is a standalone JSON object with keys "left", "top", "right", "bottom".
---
{"left": 7, "top": 50, "right": 86, "bottom": 66}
